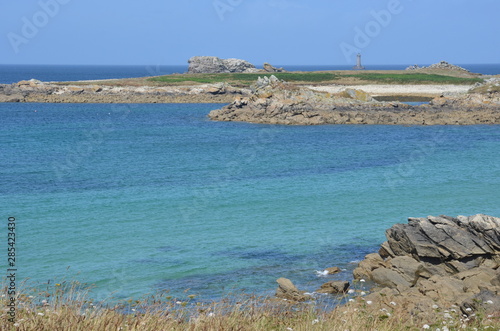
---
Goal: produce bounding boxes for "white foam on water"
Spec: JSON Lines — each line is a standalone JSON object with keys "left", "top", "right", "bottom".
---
{"left": 315, "top": 270, "right": 329, "bottom": 277}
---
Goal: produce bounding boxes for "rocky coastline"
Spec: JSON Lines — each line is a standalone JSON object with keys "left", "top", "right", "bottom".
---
{"left": 276, "top": 214, "right": 500, "bottom": 320}
{"left": 208, "top": 76, "right": 500, "bottom": 125}
{"left": 0, "top": 79, "right": 244, "bottom": 104}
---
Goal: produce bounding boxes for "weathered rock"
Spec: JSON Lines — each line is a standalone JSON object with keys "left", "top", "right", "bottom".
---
{"left": 17, "top": 79, "right": 42, "bottom": 87}
{"left": 275, "top": 278, "right": 309, "bottom": 302}
{"left": 263, "top": 62, "right": 286, "bottom": 73}
{"left": 207, "top": 83, "right": 226, "bottom": 95}
{"left": 315, "top": 280, "right": 349, "bottom": 294}
{"left": 405, "top": 64, "right": 422, "bottom": 71}
{"left": 371, "top": 268, "right": 411, "bottom": 289}
{"left": 243, "top": 68, "right": 264, "bottom": 73}
{"left": 455, "top": 267, "right": 499, "bottom": 293}
{"left": 91, "top": 85, "right": 102, "bottom": 93}
{"left": 324, "top": 266, "right": 341, "bottom": 274}
{"left": 187, "top": 56, "right": 255, "bottom": 74}
{"left": 209, "top": 77, "right": 500, "bottom": 125}
{"left": 460, "top": 288, "right": 500, "bottom": 316}
{"left": 407, "top": 61, "right": 470, "bottom": 73}
{"left": 187, "top": 56, "right": 227, "bottom": 74}
{"left": 353, "top": 253, "right": 385, "bottom": 280}
{"left": 0, "top": 94, "right": 24, "bottom": 102}
{"left": 223, "top": 58, "right": 256, "bottom": 73}
{"left": 426, "top": 61, "right": 470, "bottom": 72}
{"left": 339, "top": 88, "right": 374, "bottom": 102}
{"left": 386, "top": 215, "right": 497, "bottom": 261}
{"left": 352, "top": 214, "right": 500, "bottom": 310}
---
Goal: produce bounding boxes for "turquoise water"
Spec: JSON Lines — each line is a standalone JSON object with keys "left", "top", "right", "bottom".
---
{"left": 1, "top": 102, "right": 500, "bottom": 302}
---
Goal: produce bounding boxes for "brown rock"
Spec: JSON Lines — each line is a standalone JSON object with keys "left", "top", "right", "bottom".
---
{"left": 389, "top": 256, "right": 429, "bottom": 284}
{"left": 325, "top": 267, "right": 341, "bottom": 274}
{"left": 0, "top": 94, "right": 24, "bottom": 102}
{"left": 371, "top": 268, "right": 411, "bottom": 289}
{"left": 275, "top": 278, "right": 309, "bottom": 302}
{"left": 456, "top": 267, "right": 500, "bottom": 293}
{"left": 316, "top": 281, "right": 350, "bottom": 294}
{"left": 353, "top": 253, "right": 385, "bottom": 280}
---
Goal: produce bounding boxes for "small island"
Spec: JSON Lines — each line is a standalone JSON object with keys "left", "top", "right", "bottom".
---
{"left": 1, "top": 58, "right": 499, "bottom": 125}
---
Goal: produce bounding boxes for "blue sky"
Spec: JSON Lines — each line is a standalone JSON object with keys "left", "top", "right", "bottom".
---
{"left": 1, "top": 0, "right": 499, "bottom": 66}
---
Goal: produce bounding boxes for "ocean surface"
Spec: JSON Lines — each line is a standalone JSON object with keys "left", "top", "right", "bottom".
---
{"left": 0, "top": 63, "right": 499, "bottom": 84}
{"left": 1, "top": 102, "right": 500, "bottom": 303}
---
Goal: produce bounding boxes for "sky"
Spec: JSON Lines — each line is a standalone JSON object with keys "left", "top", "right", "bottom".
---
{"left": 1, "top": 0, "right": 499, "bottom": 66}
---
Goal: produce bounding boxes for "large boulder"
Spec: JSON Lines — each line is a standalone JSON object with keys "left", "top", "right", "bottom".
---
{"left": 187, "top": 56, "right": 227, "bottom": 74}
{"left": 223, "top": 58, "right": 256, "bottom": 73}
{"left": 187, "top": 56, "right": 255, "bottom": 74}
{"left": 275, "top": 278, "right": 309, "bottom": 302}
{"left": 352, "top": 214, "right": 500, "bottom": 309}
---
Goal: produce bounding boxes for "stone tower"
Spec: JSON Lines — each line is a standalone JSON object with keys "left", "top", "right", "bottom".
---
{"left": 353, "top": 53, "right": 365, "bottom": 70}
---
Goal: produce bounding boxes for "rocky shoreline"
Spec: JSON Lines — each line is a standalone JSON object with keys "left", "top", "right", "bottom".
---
{"left": 0, "top": 79, "right": 244, "bottom": 104}
{"left": 276, "top": 214, "right": 500, "bottom": 320}
{"left": 2, "top": 69, "right": 500, "bottom": 126}
{"left": 208, "top": 76, "right": 500, "bottom": 125}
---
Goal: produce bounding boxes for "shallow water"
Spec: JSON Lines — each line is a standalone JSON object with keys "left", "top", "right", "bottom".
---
{"left": 1, "top": 102, "right": 499, "bottom": 302}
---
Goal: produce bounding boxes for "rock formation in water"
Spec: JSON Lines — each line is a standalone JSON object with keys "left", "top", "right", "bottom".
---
{"left": 187, "top": 56, "right": 256, "bottom": 74}
{"left": 208, "top": 76, "right": 500, "bottom": 125}
{"left": 353, "top": 214, "right": 500, "bottom": 316}
{"left": 275, "top": 278, "right": 309, "bottom": 301}
{"left": 0, "top": 79, "right": 249, "bottom": 104}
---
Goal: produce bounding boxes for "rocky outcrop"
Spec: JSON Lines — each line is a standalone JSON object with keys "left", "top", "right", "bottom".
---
{"left": 263, "top": 62, "right": 286, "bottom": 73}
{"left": 406, "top": 61, "right": 470, "bottom": 73}
{"left": 405, "top": 64, "right": 422, "bottom": 70}
{"left": 208, "top": 77, "right": 500, "bottom": 125}
{"left": 275, "top": 278, "right": 309, "bottom": 302}
{"left": 353, "top": 214, "right": 500, "bottom": 315}
{"left": 315, "top": 281, "right": 350, "bottom": 294}
{"left": 0, "top": 81, "right": 248, "bottom": 104}
{"left": 187, "top": 56, "right": 256, "bottom": 74}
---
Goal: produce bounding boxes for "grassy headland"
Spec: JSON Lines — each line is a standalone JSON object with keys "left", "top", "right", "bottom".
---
{"left": 54, "top": 70, "right": 483, "bottom": 88}
{"left": 146, "top": 71, "right": 483, "bottom": 87}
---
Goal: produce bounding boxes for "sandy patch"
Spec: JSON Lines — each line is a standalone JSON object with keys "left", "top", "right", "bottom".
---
{"left": 306, "top": 84, "right": 473, "bottom": 96}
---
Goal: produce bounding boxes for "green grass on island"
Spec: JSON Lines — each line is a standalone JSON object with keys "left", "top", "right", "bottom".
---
{"left": 147, "top": 71, "right": 483, "bottom": 87}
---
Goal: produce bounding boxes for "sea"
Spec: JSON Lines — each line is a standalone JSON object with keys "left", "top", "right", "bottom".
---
{"left": 1, "top": 65, "right": 500, "bottom": 305}
{"left": 0, "top": 63, "right": 500, "bottom": 84}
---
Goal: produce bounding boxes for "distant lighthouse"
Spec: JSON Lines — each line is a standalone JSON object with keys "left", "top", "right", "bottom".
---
{"left": 353, "top": 53, "right": 365, "bottom": 70}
